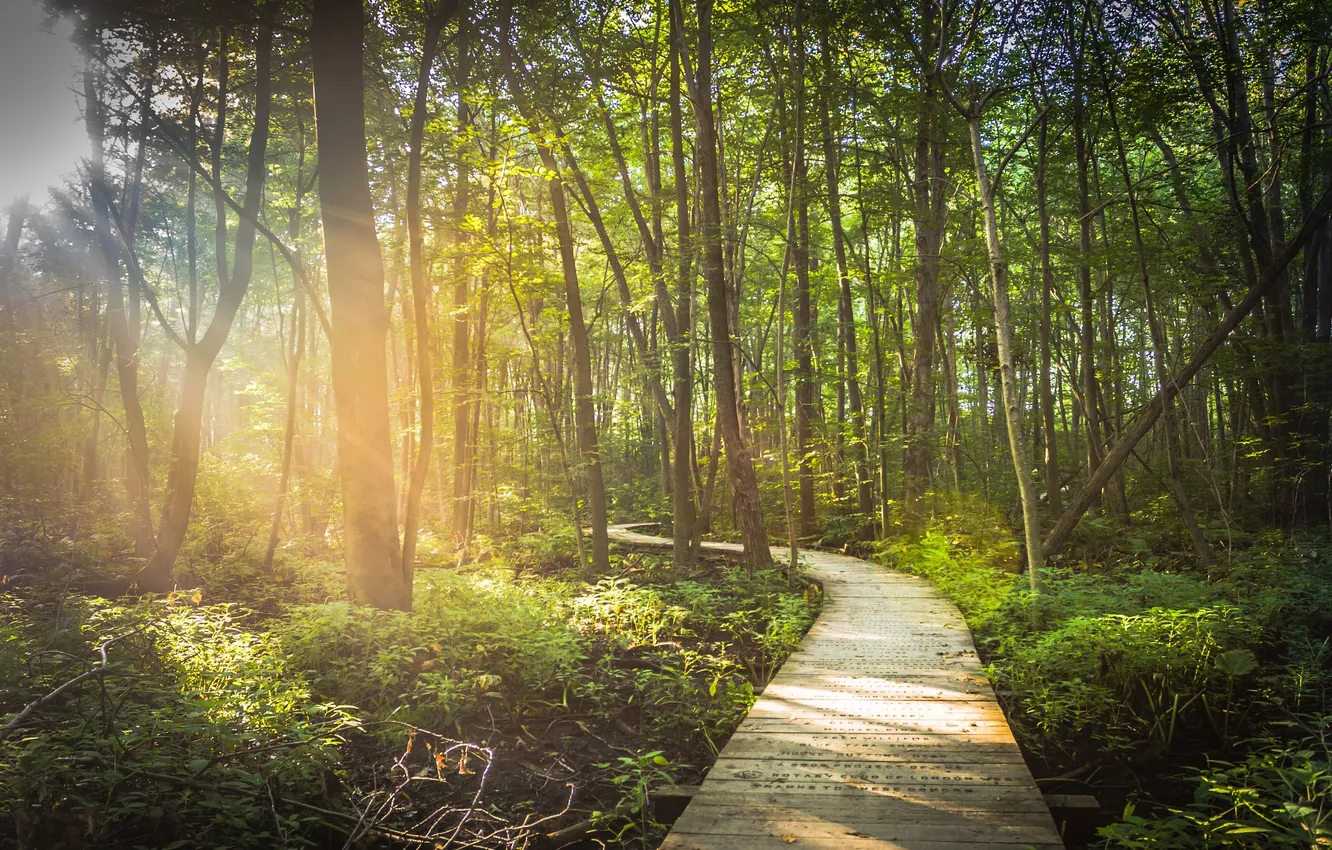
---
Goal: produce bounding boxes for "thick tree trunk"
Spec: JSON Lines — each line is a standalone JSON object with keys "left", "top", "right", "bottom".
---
{"left": 312, "top": 0, "right": 410, "bottom": 609}
{"left": 903, "top": 0, "right": 947, "bottom": 529}
{"left": 668, "top": 33, "right": 698, "bottom": 563}
{"left": 1073, "top": 63, "right": 1105, "bottom": 512}
{"left": 694, "top": 0, "right": 771, "bottom": 571}
{"left": 792, "top": 21, "right": 815, "bottom": 537}
{"left": 537, "top": 141, "right": 610, "bottom": 573}
{"left": 778, "top": 173, "right": 800, "bottom": 584}
{"left": 450, "top": 30, "right": 475, "bottom": 542}
{"left": 500, "top": 13, "right": 610, "bottom": 573}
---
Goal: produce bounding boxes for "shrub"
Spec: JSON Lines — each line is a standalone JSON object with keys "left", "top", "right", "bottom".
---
{"left": 1001, "top": 605, "right": 1256, "bottom": 751}
{"left": 275, "top": 570, "right": 588, "bottom": 729}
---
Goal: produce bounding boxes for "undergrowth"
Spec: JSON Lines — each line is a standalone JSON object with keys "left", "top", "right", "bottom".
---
{"left": 873, "top": 494, "right": 1332, "bottom": 848}
{"left": 0, "top": 538, "right": 818, "bottom": 849}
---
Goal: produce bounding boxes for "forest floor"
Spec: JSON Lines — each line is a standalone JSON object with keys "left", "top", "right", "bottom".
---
{"left": 0, "top": 528, "right": 820, "bottom": 849}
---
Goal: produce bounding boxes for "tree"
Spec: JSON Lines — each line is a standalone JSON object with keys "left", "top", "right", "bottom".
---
{"left": 311, "top": 0, "right": 411, "bottom": 609}
{"left": 690, "top": 0, "right": 771, "bottom": 571}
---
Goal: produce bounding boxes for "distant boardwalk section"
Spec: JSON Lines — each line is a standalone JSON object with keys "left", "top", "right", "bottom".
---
{"left": 605, "top": 525, "right": 1064, "bottom": 850}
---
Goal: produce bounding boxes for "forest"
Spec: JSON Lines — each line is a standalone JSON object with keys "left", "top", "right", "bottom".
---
{"left": 1, "top": 0, "right": 1330, "bottom": 845}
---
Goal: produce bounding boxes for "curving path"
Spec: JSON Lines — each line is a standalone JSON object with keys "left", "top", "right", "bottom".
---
{"left": 606, "top": 524, "right": 1064, "bottom": 850}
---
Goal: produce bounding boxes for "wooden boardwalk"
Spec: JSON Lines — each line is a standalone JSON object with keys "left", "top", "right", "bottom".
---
{"left": 606, "top": 525, "right": 1064, "bottom": 850}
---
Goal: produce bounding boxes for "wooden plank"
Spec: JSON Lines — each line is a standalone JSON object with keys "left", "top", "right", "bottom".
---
{"left": 720, "top": 733, "right": 1030, "bottom": 762}
{"left": 676, "top": 788, "right": 1056, "bottom": 816}
{"left": 705, "top": 758, "right": 1040, "bottom": 785}
{"left": 673, "top": 801, "right": 1060, "bottom": 827}
{"left": 668, "top": 807, "right": 1063, "bottom": 843}
{"left": 745, "top": 706, "right": 1009, "bottom": 726}
{"left": 761, "top": 679, "right": 995, "bottom": 702}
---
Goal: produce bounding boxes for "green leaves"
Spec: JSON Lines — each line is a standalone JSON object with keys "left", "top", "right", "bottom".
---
{"left": 1214, "top": 649, "right": 1259, "bottom": 679}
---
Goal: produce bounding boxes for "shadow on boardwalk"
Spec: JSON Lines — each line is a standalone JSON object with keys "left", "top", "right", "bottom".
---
{"left": 606, "top": 524, "right": 1064, "bottom": 850}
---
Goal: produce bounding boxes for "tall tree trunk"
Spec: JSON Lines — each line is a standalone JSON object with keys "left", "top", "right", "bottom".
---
{"left": 312, "top": 0, "right": 410, "bottom": 609}
{"left": 500, "top": 11, "right": 609, "bottom": 573}
{"left": 450, "top": 26, "right": 475, "bottom": 543}
{"left": 820, "top": 25, "right": 871, "bottom": 521}
{"left": 778, "top": 152, "right": 800, "bottom": 583}
{"left": 1035, "top": 114, "right": 1061, "bottom": 519}
{"left": 692, "top": 0, "right": 771, "bottom": 571}
{"left": 84, "top": 74, "right": 155, "bottom": 560}
{"left": 903, "top": 0, "right": 947, "bottom": 530}
{"left": 791, "top": 11, "right": 815, "bottom": 536}
{"left": 668, "top": 2, "right": 698, "bottom": 563}
{"left": 1073, "top": 51, "right": 1105, "bottom": 513}
{"left": 538, "top": 143, "right": 610, "bottom": 573}
{"left": 401, "top": 8, "right": 452, "bottom": 570}
{"left": 966, "top": 104, "right": 1043, "bottom": 588}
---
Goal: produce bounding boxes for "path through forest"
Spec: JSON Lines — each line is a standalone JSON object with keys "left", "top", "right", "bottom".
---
{"left": 606, "top": 525, "right": 1064, "bottom": 849}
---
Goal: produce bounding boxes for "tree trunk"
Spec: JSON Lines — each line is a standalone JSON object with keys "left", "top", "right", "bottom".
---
{"left": 967, "top": 105, "right": 1043, "bottom": 588}
{"left": 401, "top": 9, "right": 452, "bottom": 570}
{"left": 791, "top": 15, "right": 815, "bottom": 537}
{"left": 1035, "top": 114, "right": 1061, "bottom": 519}
{"left": 84, "top": 74, "right": 155, "bottom": 560}
{"left": 665, "top": 33, "right": 698, "bottom": 561}
{"left": 903, "top": 0, "right": 947, "bottom": 530}
{"left": 820, "top": 26, "right": 872, "bottom": 520}
{"left": 693, "top": 0, "right": 771, "bottom": 571}
{"left": 448, "top": 28, "right": 476, "bottom": 543}
{"left": 538, "top": 141, "right": 610, "bottom": 573}
{"left": 1073, "top": 57, "right": 1105, "bottom": 513}
{"left": 312, "top": 0, "right": 410, "bottom": 609}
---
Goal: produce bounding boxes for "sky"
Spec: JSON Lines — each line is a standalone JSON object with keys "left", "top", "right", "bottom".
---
{"left": 0, "top": 0, "right": 85, "bottom": 209}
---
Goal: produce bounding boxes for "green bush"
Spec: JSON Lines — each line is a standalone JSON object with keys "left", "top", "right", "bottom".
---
{"left": 1001, "top": 605, "right": 1256, "bottom": 750}
{"left": 276, "top": 570, "right": 587, "bottom": 729}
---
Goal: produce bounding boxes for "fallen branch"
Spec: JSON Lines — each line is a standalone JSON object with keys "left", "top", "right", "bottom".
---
{"left": 0, "top": 627, "right": 146, "bottom": 740}
{"left": 1044, "top": 184, "right": 1332, "bottom": 557}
